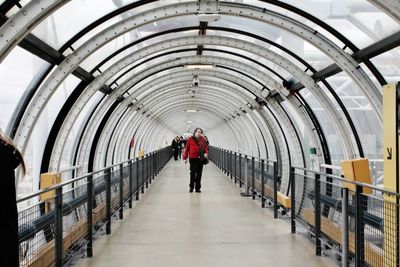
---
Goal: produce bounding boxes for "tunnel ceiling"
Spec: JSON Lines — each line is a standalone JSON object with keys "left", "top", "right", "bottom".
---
{"left": 0, "top": 0, "right": 399, "bottom": 192}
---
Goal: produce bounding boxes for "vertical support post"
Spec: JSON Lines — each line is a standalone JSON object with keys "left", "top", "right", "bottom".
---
{"left": 87, "top": 175, "right": 93, "bottom": 257}
{"left": 152, "top": 153, "right": 155, "bottom": 180}
{"left": 355, "top": 185, "right": 364, "bottom": 267}
{"left": 252, "top": 157, "right": 255, "bottom": 200}
{"left": 136, "top": 159, "right": 139, "bottom": 200}
{"left": 383, "top": 82, "right": 400, "bottom": 267}
{"left": 245, "top": 155, "right": 248, "bottom": 194}
{"left": 129, "top": 161, "right": 133, "bottom": 208}
{"left": 55, "top": 187, "right": 63, "bottom": 267}
{"left": 273, "top": 161, "right": 278, "bottom": 219}
{"left": 146, "top": 155, "right": 149, "bottom": 188}
{"left": 105, "top": 168, "right": 111, "bottom": 235}
{"left": 141, "top": 157, "right": 145, "bottom": 193}
{"left": 290, "top": 167, "right": 296, "bottom": 234}
{"left": 315, "top": 173, "right": 321, "bottom": 256}
{"left": 261, "top": 159, "right": 265, "bottom": 208}
{"left": 227, "top": 151, "right": 230, "bottom": 177}
{"left": 239, "top": 154, "right": 242, "bottom": 188}
{"left": 342, "top": 188, "right": 349, "bottom": 267}
{"left": 119, "top": 163, "right": 124, "bottom": 220}
{"left": 224, "top": 150, "right": 227, "bottom": 174}
{"left": 234, "top": 152, "right": 237, "bottom": 183}
{"left": 230, "top": 152, "right": 233, "bottom": 179}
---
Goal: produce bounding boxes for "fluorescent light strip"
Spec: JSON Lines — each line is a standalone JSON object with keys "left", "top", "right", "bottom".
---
{"left": 186, "top": 64, "right": 213, "bottom": 69}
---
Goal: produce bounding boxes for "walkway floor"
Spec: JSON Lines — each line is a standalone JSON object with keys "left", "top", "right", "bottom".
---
{"left": 75, "top": 159, "right": 337, "bottom": 267}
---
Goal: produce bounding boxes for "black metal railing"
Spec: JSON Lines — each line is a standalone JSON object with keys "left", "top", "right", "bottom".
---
{"left": 17, "top": 147, "right": 172, "bottom": 267}
{"left": 209, "top": 146, "right": 400, "bottom": 267}
{"left": 209, "top": 147, "right": 279, "bottom": 218}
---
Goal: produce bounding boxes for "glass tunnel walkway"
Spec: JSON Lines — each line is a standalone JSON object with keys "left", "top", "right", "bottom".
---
{"left": 73, "top": 159, "right": 335, "bottom": 267}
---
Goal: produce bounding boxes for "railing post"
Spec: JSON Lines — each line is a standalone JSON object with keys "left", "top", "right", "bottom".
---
{"left": 146, "top": 155, "right": 149, "bottom": 188}
{"left": 290, "top": 167, "right": 296, "bottom": 234}
{"left": 55, "top": 187, "right": 63, "bottom": 267}
{"left": 261, "top": 159, "right": 265, "bottom": 208}
{"left": 105, "top": 168, "right": 112, "bottom": 235}
{"left": 234, "top": 152, "right": 237, "bottom": 183}
{"left": 224, "top": 150, "right": 227, "bottom": 174}
{"left": 273, "top": 162, "right": 278, "bottom": 219}
{"left": 136, "top": 159, "right": 140, "bottom": 200}
{"left": 355, "top": 185, "right": 365, "bottom": 267}
{"left": 129, "top": 161, "right": 133, "bottom": 208}
{"left": 141, "top": 157, "right": 145, "bottom": 193}
{"left": 119, "top": 163, "right": 124, "bottom": 220}
{"left": 230, "top": 152, "right": 233, "bottom": 180}
{"left": 252, "top": 157, "right": 255, "bottom": 200}
{"left": 152, "top": 153, "right": 155, "bottom": 180}
{"left": 87, "top": 175, "right": 93, "bottom": 257}
{"left": 239, "top": 154, "right": 242, "bottom": 188}
{"left": 226, "top": 151, "right": 230, "bottom": 177}
{"left": 315, "top": 173, "right": 321, "bottom": 256}
{"left": 342, "top": 187, "right": 349, "bottom": 267}
{"left": 245, "top": 155, "right": 248, "bottom": 193}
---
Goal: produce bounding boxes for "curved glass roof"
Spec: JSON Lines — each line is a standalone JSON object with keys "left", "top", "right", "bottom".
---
{"left": 0, "top": 0, "right": 398, "bottom": 197}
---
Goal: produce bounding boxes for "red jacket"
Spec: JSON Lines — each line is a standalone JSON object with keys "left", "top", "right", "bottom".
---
{"left": 183, "top": 136, "right": 209, "bottom": 160}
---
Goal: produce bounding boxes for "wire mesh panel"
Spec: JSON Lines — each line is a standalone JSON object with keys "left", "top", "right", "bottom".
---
{"left": 253, "top": 159, "right": 262, "bottom": 194}
{"left": 362, "top": 192, "right": 384, "bottom": 267}
{"left": 19, "top": 198, "right": 56, "bottom": 267}
{"left": 296, "top": 172, "right": 315, "bottom": 227}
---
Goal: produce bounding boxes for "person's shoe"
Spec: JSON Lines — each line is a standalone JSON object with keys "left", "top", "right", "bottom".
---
{"left": 189, "top": 188, "right": 193, "bottom": 193}
{"left": 195, "top": 190, "right": 201, "bottom": 193}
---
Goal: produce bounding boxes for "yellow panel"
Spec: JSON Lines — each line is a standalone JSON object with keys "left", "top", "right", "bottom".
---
{"left": 383, "top": 83, "right": 398, "bottom": 199}
{"left": 340, "top": 158, "right": 372, "bottom": 194}
{"left": 39, "top": 172, "right": 61, "bottom": 201}
{"left": 383, "top": 82, "right": 399, "bottom": 266}
{"left": 138, "top": 149, "right": 144, "bottom": 159}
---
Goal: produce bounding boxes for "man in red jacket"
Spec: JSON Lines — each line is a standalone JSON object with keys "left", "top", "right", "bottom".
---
{"left": 183, "top": 127, "right": 208, "bottom": 193}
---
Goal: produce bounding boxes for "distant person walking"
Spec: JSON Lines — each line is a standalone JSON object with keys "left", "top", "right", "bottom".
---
{"left": 0, "top": 130, "right": 25, "bottom": 267}
{"left": 183, "top": 128, "right": 208, "bottom": 193}
{"left": 172, "top": 136, "right": 180, "bottom": 160}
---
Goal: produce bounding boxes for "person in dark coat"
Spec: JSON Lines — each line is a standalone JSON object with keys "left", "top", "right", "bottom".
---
{"left": 178, "top": 136, "right": 184, "bottom": 159}
{"left": 172, "top": 136, "right": 180, "bottom": 160}
{"left": 0, "top": 131, "right": 25, "bottom": 267}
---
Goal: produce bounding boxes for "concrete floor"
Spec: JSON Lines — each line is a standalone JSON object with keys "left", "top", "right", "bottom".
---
{"left": 75, "top": 159, "right": 337, "bottom": 267}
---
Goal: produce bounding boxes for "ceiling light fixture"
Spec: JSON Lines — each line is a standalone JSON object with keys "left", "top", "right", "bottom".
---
{"left": 186, "top": 64, "right": 214, "bottom": 69}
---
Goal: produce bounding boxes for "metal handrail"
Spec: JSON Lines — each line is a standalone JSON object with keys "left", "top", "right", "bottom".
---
{"left": 17, "top": 150, "right": 159, "bottom": 204}
{"left": 292, "top": 165, "right": 400, "bottom": 197}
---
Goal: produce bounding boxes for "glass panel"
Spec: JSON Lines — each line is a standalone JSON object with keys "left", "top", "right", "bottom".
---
{"left": 299, "top": 88, "right": 344, "bottom": 165}
{"left": 59, "top": 91, "right": 104, "bottom": 170}
{"left": 212, "top": 16, "right": 334, "bottom": 70}
{"left": 18, "top": 75, "right": 80, "bottom": 197}
{"left": 80, "top": 15, "right": 199, "bottom": 71}
{"left": 0, "top": 47, "right": 49, "bottom": 131}
{"left": 280, "top": 100, "right": 315, "bottom": 169}
{"left": 370, "top": 47, "right": 400, "bottom": 84}
{"left": 324, "top": 74, "right": 382, "bottom": 160}
{"left": 31, "top": 0, "right": 193, "bottom": 50}
{"left": 271, "top": 0, "right": 397, "bottom": 48}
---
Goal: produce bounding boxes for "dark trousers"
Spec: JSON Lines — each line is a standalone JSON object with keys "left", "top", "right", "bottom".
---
{"left": 189, "top": 158, "right": 203, "bottom": 190}
{"left": 173, "top": 149, "right": 179, "bottom": 160}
